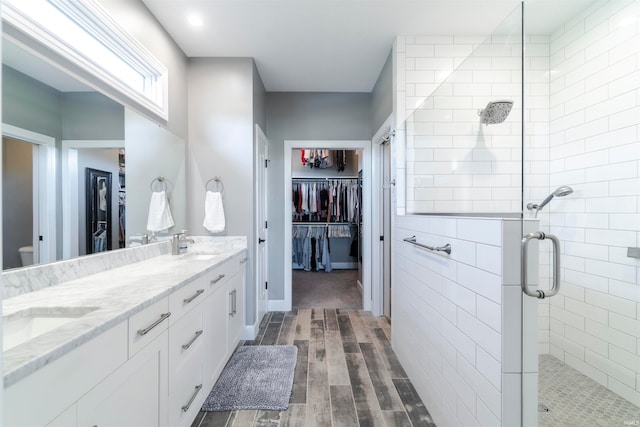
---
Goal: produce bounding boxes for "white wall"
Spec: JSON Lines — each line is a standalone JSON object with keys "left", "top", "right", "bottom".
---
{"left": 399, "top": 29, "right": 551, "bottom": 215}
{"left": 392, "top": 214, "right": 538, "bottom": 427}
{"left": 546, "top": 0, "right": 640, "bottom": 407}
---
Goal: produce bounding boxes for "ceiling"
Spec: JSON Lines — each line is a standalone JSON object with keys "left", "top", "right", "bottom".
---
{"left": 142, "top": 0, "right": 524, "bottom": 92}
{"left": 1, "top": 1, "right": 595, "bottom": 94}
{"left": 141, "top": 0, "right": 593, "bottom": 93}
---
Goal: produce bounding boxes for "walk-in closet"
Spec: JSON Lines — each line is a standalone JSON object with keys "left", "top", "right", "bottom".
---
{"left": 291, "top": 149, "right": 363, "bottom": 309}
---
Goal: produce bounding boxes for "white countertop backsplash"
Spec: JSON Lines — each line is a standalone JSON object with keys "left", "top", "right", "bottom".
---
{"left": 2, "top": 236, "right": 247, "bottom": 387}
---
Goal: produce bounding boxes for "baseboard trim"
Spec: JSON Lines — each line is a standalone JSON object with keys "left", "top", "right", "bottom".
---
{"left": 357, "top": 279, "right": 363, "bottom": 293}
{"left": 268, "top": 299, "right": 290, "bottom": 312}
{"left": 242, "top": 322, "right": 258, "bottom": 340}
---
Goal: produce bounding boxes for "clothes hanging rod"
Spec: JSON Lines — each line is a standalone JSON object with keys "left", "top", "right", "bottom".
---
{"left": 293, "top": 222, "right": 356, "bottom": 226}
{"left": 292, "top": 177, "right": 358, "bottom": 180}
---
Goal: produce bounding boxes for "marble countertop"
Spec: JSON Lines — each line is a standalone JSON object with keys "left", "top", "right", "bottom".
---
{"left": 2, "top": 236, "right": 247, "bottom": 387}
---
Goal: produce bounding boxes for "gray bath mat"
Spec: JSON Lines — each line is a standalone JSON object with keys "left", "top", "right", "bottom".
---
{"left": 202, "top": 345, "right": 298, "bottom": 411}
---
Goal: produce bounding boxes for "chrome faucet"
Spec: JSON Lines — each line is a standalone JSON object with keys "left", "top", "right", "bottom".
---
{"left": 172, "top": 233, "right": 195, "bottom": 255}
{"left": 129, "top": 233, "right": 150, "bottom": 245}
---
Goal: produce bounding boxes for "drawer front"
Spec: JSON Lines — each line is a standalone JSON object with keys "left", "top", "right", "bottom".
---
{"left": 129, "top": 297, "right": 170, "bottom": 357}
{"left": 205, "top": 258, "right": 238, "bottom": 291}
{"left": 169, "top": 275, "right": 209, "bottom": 323}
{"left": 169, "top": 363, "right": 204, "bottom": 427}
{"left": 169, "top": 303, "right": 205, "bottom": 381}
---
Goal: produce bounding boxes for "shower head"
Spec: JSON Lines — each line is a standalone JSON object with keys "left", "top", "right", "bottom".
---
{"left": 477, "top": 100, "right": 514, "bottom": 125}
{"left": 527, "top": 185, "right": 574, "bottom": 217}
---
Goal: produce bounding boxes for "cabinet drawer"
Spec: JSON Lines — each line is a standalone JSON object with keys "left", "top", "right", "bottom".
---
{"left": 169, "top": 275, "right": 209, "bottom": 323}
{"left": 169, "top": 303, "right": 205, "bottom": 381}
{"left": 169, "top": 363, "right": 204, "bottom": 427}
{"left": 129, "top": 297, "right": 170, "bottom": 357}
{"left": 206, "top": 258, "right": 238, "bottom": 291}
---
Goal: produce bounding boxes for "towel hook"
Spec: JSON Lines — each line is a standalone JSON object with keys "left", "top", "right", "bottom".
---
{"left": 206, "top": 176, "right": 224, "bottom": 194}
{"left": 150, "top": 176, "right": 167, "bottom": 192}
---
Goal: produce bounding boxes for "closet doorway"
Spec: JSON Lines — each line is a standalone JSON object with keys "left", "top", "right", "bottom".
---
{"left": 284, "top": 140, "right": 373, "bottom": 312}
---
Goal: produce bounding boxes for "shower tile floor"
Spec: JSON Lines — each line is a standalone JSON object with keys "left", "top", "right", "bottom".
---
{"left": 539, "top": 354, "right": 640, "bottom": 427}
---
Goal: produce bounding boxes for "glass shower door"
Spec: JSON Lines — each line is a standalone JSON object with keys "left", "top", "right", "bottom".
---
{"left": 522, "top": 1, "right": 640, "bottom": 425}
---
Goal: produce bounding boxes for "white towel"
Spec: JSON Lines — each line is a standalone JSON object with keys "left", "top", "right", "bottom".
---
{"left": 203, "top": 191, "right": 225, "bottom": 233}
{"left": 146, "top": 191, "right": 175, "bottom": 232}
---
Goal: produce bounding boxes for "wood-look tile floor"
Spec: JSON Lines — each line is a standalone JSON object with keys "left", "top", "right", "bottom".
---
{"left": 191, "top": 309, "right": 436, "bottom": 427}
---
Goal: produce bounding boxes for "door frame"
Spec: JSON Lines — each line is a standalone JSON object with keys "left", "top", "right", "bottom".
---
{"left": 282, "top": 140, "right": 374, "bottom": 313}
{"left": 61, "top": 140, "right": 124, "bottom": 259}
{"left": 2, "top": 124, "right": 56, "bottom": 265}
{"left": 371, "top": 115, "right": 394, "bottom": 318}
{"left": 254, "top": 125, "right": 269, "bottom": 331}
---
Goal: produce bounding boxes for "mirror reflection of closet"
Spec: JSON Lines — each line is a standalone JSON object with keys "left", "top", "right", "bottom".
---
{"left": 85, "top": 168, "right": 112, "bottom": 254}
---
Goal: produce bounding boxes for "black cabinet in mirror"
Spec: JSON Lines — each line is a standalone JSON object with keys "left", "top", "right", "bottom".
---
{"left": 86, "top": 168, "right": 112, "bottom": 254}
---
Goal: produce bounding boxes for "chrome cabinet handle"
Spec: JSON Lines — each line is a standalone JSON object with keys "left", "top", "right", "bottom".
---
{"left": 229, "top": 290, "right": 234, "bottom": 317}
{"left": 403, "top": 236, "right": 451, "bottom": 254}
{"left": 182, "top": 330, "right": 203, "bottom": 350}
{"left": 232, "top": 289, "right": 237, "bottom": 315}
{"left": 210, "top": 274, "right": 225, "bottom": 285}
{"left": 183, "top": 289, "right": 204, "bottom": 304}
{"left": 181, "top": 384, "right": 203, "bottom": 412}
{"left": 240, "top": 258, "right": 247, "bottom": 264}
{"left": 137, "top": 312, "right": 171, "bottom": 336}
{"left": 521, "top": 231, "right": 560, "bottom": 299}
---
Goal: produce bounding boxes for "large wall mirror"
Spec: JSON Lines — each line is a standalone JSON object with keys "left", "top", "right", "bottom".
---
{"left": 1, "top": 38, "right": 187, "bottom": 271}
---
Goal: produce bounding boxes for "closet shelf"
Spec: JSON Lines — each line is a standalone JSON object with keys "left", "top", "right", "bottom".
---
{"left": 292, "top": 222, "right": 356, "bottom": 226}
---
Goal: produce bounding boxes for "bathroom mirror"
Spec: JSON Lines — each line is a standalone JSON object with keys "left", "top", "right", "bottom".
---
{"left": 85, "top": 168, "right": 113, "bottom": 254}
{"left": 1, "top": 38, "right": 187, "bottom": 270}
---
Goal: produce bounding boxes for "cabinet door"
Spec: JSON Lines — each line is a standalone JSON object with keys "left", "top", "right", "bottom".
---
{"left": 77, "top": 331, "right": 168, "bottom": 427}
{"left": 227, "top": 270, "right": 245, "bottom": 354}
{"left": 202, "top": 280, "right": 229, "bottom": 388}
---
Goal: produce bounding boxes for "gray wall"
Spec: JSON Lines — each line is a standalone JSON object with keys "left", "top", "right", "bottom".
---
{"left": 371, "top": 50, "right": 393, "bottom": 136}
{"left": 77, "top": 149, "right": 120, "bottom": 255}
{"left": 62, "top": 93, "right": 124, "bottom": 140}
{"left": 125, "top": 108, "right": 186, "bottom": 239}
{"left": 97, "top": 0, "right": 189, "bottom": 140}
{"left": 265, "top": 92, "right": 371, "bottom": 300}
{"left": 2, "top": 66, "right": 62, "bottom": 140}
{"left": 187, "top": 57, "right": 259, "bottom": 325}
{"left": 2, "top": 138, "right": 33, "bottom": 269}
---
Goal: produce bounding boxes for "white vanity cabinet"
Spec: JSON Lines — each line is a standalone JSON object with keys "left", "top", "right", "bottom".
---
{"left": 76, "top": 330, "right": 169, "bottom": 427}
{"left": 4, "top": 249, "right": 249, "bottom": 427}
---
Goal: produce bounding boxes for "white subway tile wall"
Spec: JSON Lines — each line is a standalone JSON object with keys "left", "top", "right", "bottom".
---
{"left": 547, "top": 0, "right": 640, "bottom": 407}
{"left": 392, "top": 215, "right": 531, "bottom": 427}
{"left": 402, "top": 32, "right": 551, "bottom": 216}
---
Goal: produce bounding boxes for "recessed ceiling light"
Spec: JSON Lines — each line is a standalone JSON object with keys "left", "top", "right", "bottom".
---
{"left": 187, "top": 13, "right": 203, "bottom": 28}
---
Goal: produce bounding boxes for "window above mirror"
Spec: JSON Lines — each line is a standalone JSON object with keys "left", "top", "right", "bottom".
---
{"left": 2, "top": 0, "right": 168, "bottom": 122}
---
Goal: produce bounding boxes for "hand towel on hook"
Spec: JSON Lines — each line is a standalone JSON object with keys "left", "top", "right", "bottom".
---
{"left": 146, "top": 191, "right": 175, "bottom": 232}
{"left": 203, "top": 191, "right": 225, "bottom": 233}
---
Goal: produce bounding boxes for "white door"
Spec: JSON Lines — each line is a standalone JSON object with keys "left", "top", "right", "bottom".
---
{"left": 382, "top": 140, "right": 392, "bottom": 318}
{"left": 255, "top": 125, "right": 269, "bottom": 324}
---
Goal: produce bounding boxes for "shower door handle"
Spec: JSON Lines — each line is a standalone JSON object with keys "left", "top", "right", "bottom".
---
{"left": 521, "top": 231, "right": 560, "bottom": 299}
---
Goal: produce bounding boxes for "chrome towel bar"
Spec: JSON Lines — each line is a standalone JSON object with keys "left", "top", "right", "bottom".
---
{"left": 403, "top": 236, "right": 452, "bottom": 254}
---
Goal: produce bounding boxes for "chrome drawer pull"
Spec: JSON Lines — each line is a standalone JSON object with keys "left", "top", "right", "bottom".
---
{"left": 182, "top": 330, "right": 203, "bottom": 350}
{"left": 181, "top": 384, "right": 203, "bottom": 412}
{"left": 183, "top": 289, "right": 204, "bottom": 304}
{"left": 210, "top": 274, "right": 225, "bottom": 285}
{"left": 137, "top": 312, "right": 171, "bottom": 336}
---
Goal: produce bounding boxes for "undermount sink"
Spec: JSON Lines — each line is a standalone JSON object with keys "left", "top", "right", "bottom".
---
{"left": 3, "top": 306, "right": 99, "bottom": 352}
